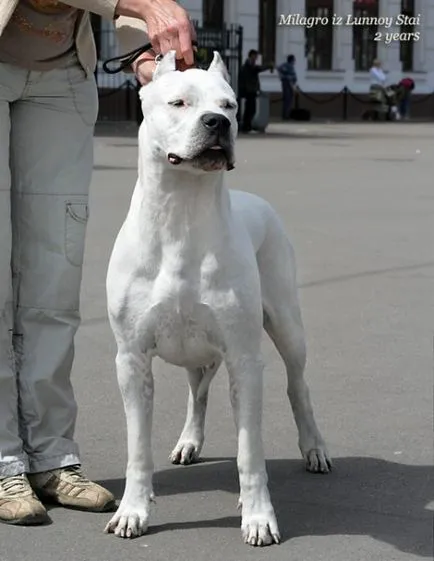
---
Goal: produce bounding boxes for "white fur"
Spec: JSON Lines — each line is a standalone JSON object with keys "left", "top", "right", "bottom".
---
{"left": 104, "top": 51, "right": 331, "bottom": 546}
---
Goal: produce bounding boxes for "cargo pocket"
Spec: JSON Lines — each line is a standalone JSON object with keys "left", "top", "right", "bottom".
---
{"left": 65, "top": 202, "right": 89, "bottom": 267}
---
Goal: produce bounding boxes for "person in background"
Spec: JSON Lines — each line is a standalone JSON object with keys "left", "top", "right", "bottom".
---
{"left": 238, "top": 49, "right": 272, "bottom": 133}
{"left": 278, "top": 54, "right": 298, "bottom": 121}
{"left": 368, "top": 58, "right": 397, "bottom": 118}
{"left": 0, "top": 0, "right": 195, "bottom": 527}
{"left": 398, "top": 77, "right": 415, "bottom": 120}
{"left": 369, "top": 59, "right": 387, "bottom": 87}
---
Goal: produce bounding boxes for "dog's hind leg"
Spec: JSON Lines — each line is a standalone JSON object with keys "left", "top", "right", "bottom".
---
{"left": 257, "top": 219, "right": 332, "bottom": 473}
{"left": 263, "top": 304, "right": 331, "bottom": 473}
{"left": 170, "top": 360, "right": 220, "bottom": 465}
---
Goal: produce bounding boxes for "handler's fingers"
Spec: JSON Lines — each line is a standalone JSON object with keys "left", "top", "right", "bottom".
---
{"left": 149, "top": 34, "right": 161, "bottom": 59}
{"left": 178, "top": 21, "right": 195, "bottom": 66}
{"left": 160, "top": 36, "right": 175, "bottom": 57}
{"left": 176, "top": 58, "right": 193, "bottom": 72}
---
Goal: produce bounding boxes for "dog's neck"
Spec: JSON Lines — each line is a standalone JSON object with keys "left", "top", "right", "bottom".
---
{"left": 134, "top": 151, "right": 232, "bottom": 249}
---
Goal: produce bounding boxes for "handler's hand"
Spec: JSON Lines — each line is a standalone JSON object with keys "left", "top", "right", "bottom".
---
{"left": 131, "top": 52, "right": 156, "bottom": 85}
{"left": 115, "top": 0, "right": 196, "bottom": 66}
{"left": 132, "top": 49, "right": 196, "bottom": 86}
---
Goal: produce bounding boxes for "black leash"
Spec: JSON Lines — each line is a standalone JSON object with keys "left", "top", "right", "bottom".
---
{"left": 102, "top": 40, "right": 199, "bottom": 74}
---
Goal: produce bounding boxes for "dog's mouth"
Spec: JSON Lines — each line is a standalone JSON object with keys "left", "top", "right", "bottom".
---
{"left": 168, "top": 144, "right": 235, "bottom": 172}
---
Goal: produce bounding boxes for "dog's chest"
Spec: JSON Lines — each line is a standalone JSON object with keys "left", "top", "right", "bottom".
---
{"left": 150, "top": 296, "right": 226, "bottom": 368}
{"left": 127, "top": 233, "right": 240, "bottom": 368}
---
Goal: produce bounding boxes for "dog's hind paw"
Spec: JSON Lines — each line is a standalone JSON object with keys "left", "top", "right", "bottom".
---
{"left": 169, "top": 441, "right": 201, "bottom": 465}
{"left": 104, "top": 505, "right": 150, "bottom": 539}
{"left": 304, "top": 447, "right": 332, "bottom": 474}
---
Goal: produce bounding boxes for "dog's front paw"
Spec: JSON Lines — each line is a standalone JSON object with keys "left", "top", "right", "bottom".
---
{"left": 104, "top": 501, "right": 152, "bottom": 539}
{"left": 241, "top": 510, "right": 281, "bottom": 547}
{"left": 240, "top": 500, "right": 280, "bottom": 547}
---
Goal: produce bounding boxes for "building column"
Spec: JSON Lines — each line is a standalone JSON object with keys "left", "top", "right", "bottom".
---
{"left": 333, "top": 0, "right": 354, "bottom": 71}
{"left": 412, "top": 0, "right": 427, "bottom": 72}
{"left": 275, "top": 0, "right": 290, "bottom": 65}
{"left": 280, "top": 0, "right": 306, "bottom": 70}
{"left": 225, "top": 0, "right": 238, "bottom": 24}
{"left": 237, "top": 0, "right": 260, "bottom": 58}
{"left": 377, "top": 0, "right": 402, "bottom": 78}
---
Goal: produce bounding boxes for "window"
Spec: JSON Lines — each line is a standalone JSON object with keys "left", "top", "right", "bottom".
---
{"left": 305, "top": 0, "right": 333, "bottom": 70}
{"left": 259, "top": 0, "right": 276, "bottom": 63}
{"left": 353, "top": 0, "right": 379, "bottom": 71}
{"left": 203, "top": 0, "right": 224, "bottom": 28}
{"left": 400, "top": 0, "right": 414, "bottom": 71}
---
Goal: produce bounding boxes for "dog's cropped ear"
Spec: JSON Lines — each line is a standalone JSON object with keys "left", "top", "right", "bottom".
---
{"left": 138, "top": 85, "right": 146, "bottom": 102}
{"left": 207, "top": 51, "right": 230, "bottom": 83}
{"left": 152, "top": 50, "right": 177, "bottom": 81}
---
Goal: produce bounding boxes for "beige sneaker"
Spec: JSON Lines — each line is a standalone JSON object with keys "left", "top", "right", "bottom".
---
{"left": 29, "top": 465, "right": 116, "bottom": 512}
{"left": 0, "top": 474, "right": 50, "bottom": 525}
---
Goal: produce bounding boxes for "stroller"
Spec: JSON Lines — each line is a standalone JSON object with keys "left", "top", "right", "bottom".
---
{"left": 364, "top": 84, "right": 400, "bottom": 121}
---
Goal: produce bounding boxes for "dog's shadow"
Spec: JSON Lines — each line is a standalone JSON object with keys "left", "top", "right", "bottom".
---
{"left": 98, "top": 456, "right": 432, "bottom": 557}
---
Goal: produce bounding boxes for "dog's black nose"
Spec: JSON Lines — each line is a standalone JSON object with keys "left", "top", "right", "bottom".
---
{"left": 201, "top": 112, "right": 231, "bottom": 133}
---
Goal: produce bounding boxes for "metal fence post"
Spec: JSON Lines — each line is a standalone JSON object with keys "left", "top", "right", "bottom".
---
{"left": 136, "top": 81, "right": 143, "bottom": 126}
{"left": 342, "top": 86, "right": 348, "bottom": 121}
{"left": 125, "top": 81, "right": 132, "bottom": 121}
{"left": 236, "top": 26, "right": 243, "bottom": 124}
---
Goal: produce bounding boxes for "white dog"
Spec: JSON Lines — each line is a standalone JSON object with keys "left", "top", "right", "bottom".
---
{"left": 104, "top": 51, "right": 331, "bottom": 547}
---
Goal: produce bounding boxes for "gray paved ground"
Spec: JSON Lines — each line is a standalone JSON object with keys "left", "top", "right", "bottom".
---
{"left": 0, "top": 122, "right": 432, "bottom": 561}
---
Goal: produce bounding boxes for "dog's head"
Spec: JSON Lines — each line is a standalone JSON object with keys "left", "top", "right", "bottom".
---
{"left": 139, "top": 51, "right": 238, "bottom": 173}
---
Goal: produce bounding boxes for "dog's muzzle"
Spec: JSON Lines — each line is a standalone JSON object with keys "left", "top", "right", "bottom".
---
{"left": 168, "top": 112, "right": 235, "bottom": 172}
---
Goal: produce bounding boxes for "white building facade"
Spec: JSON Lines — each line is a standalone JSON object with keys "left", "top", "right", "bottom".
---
{"left": 179, "top": 0, "right": 434, "bottom": 95}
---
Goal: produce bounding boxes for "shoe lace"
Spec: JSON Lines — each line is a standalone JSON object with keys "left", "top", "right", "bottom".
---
{"left": 62, "top": 465, "right": 91, "bottom": 485}
{"left": 1, "top": 474, "right": 30, "bottom": 497}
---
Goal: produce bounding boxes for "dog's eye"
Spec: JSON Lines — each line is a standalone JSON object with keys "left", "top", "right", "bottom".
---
{"left": 222, "top": 101, "right": 237, "bottom": 110}
{"left": 169, "top": 100, "right": 185, "bottom": 107}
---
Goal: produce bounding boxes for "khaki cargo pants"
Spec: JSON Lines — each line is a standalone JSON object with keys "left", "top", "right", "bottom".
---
{"left": 0, "top": 61, "right": 98, "bottom": 477}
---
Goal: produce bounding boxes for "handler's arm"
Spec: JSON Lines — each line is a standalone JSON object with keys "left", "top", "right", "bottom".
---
{"left": 62, "top": 0, "right": 192, "bottom": 83}
{"left": 57, "top": 0, "right": 118, "bottom": 19}
{"left": 62, "top": 0, "right": 194, "bottom": 63}
{"left": 58, "top": 0, "right": 160, "bottom": 20}
{"left": 60, "top": 1, "right": 149, "bottom": 72}
{"left": 113, "top": 15, "right": 152, "bottom": 81}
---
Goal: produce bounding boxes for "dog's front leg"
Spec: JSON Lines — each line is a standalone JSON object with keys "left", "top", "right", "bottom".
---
{"left": 227, "top": 354, "right": 280, "bottom": 547}
{"left": 105, "top": 348, "right": 154, "bottom": 539}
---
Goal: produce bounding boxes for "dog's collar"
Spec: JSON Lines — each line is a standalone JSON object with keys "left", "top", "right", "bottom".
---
{"left": 103, "top": 41, "right": 199, "bottom": 74}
